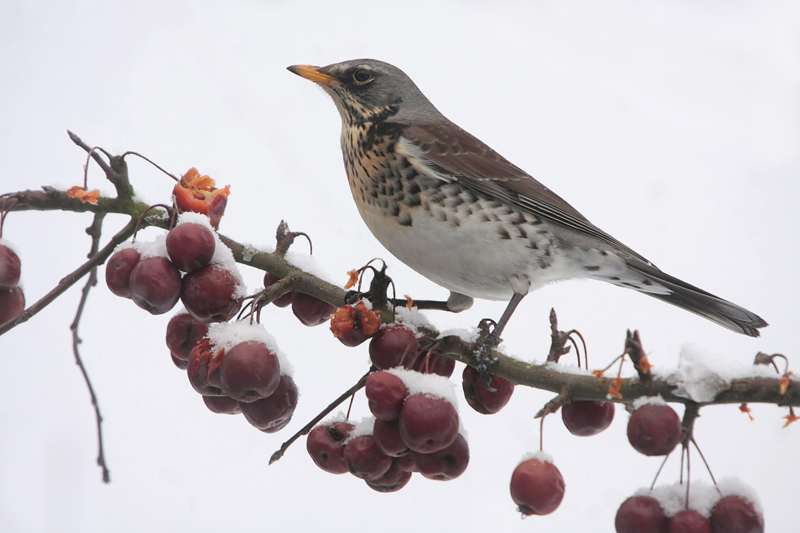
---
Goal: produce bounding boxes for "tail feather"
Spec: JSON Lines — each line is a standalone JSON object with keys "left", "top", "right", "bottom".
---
{"left": 622, "top": 262, "right": 768, "bottom": 337}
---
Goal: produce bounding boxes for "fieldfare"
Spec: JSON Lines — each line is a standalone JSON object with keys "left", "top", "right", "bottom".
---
{"left": 288, "top": 59, "right": 767, "bottom": 373}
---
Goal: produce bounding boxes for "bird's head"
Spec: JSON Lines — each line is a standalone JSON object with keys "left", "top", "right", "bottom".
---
{"left": 287, "top": 59, "right": 442, "bottom": 126}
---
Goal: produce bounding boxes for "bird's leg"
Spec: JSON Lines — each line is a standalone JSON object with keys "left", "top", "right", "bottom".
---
{"left": 474, "top": 292, "right": 526, "bottom": 391}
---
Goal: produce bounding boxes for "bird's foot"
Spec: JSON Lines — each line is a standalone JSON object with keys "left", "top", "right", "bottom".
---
{"left": 474, "top": 319, "right": 500, "bottom": 392}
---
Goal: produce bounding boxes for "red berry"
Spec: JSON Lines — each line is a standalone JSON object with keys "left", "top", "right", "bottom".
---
{"left": 239, "top": 374, "right": 298, "bottom": 433}
{"left": 264, "top": 272, "right": 293, "bottom": 307}
{"left": 166, "top": 223, "right": 215, "bottom": 272}
{"left": 669, "top": 509, "right": 712, "bottom": 533}
{"left": 343, "top": 435, "right": 393, "bottom": 481}
{"left": 186, "top": 339, "right": 224, "bottom": 396}
{"left": 203, "top": 395, "right": 241, "bottom": 415}
{"left": 366, "top": 371, "right": 408, "bottom": 421}
{"left": 105, "top": 248, "right": 141, "bottom": 298}
{"left": 372, "top": 419, "right": 410, "bottom": 457}
{"left": 394, "top": 453, "right": 418, "bottom": 473}
{"left": 627, "top": 403, "right": 682, "bottom": 456}
{"left": 291, "top": 292, "right": 336, "bottom": 326}
{"left": 615, "top": 495, "right": 669, "bottom": 533}
{"left": 129, "top": 256, "right": 182, "bottom": 314}
{"left": 369, "top": 324, "right": 419, "bottom": 370}
{"left": 218, "top": 340, "right": 281, "bottom": 402}
{"left": 710, "top": 495, "right": 763, "bottom": 533}
{"left": 510, "top": 457, "right": 565, "bottom": 516}
{"left": 166, "top": 312, "right": 210, "bottom": 361}
{"left": 181, "top": 263, "right": 242, "bottom": 322}
{"left": 0, "top": 286, "right": 25, "bottom": 325}
{"left": 306, "top": 422, "right": 354, "bottom": 475}
{"left": 0, "top": 244, "right": 21, "bottom": 290}
{"left": 462, "top": 365, "right": 515, "bottom": 414}
{"left": 411, "top": 352, "right": 455, "bottom": 377}
{"left": 562, "top": 401, "right": 615, "bottom": 436}
{"left": 170, "top": 353, "right": 188, "bottom": 370}
{"left": 365, "top": 460, "right": 412, "bottom": 493}
{"left": 413, "top": 433, "right": 469, "bottom": 481}
{"left": 399, "top": 393, "right": 459, "bottom": 454}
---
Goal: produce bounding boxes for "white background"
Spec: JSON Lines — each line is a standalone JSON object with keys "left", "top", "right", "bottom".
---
{"left": 1, "top": 1, "right": 798, "bottom": 531}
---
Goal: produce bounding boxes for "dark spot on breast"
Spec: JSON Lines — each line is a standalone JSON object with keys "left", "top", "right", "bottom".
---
{"left": 498, "top": 228, "right": 511, "bottom": 240}
{"left": 405, "top": 194, "right": 421, "bottom": 207}
{"left": 389, "top": 203, "right": 400, "bottom": 217}
{"left": 517, "top": 227, "right": 527, "bottom": 239}
{"left": 584, "top": 266, "right": 601, "bottom": 272}
{"left": 398, "top": 213, "right": 412, "bottom": 226}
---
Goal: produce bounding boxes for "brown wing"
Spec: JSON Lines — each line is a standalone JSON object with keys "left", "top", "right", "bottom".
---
{"left": 403, "top": 121, "right": 651, "bottom": 263}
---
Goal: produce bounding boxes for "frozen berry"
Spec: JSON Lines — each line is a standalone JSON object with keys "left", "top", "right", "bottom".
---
{"left": 615, "top": 495, "right": 668, "bottom": 533}
{"left": 710, "top": 495, "right": 763, "bottom": 533}
{"left": 365, "top": 460, "right": 412, "bottom": 493}
{"left": 669, "top": 509, "right": 712, "bottom": 533}
{"left": 343, "top": 434, "right": 393, "bottom": 481}
{"left": 218, "top": 340, "right": 281, "bottom": 402}
{"left": 306, "top": 422, "right": 354, "bottom": 475}
{"left": 462, "top": 365, "right": 514, "bottom": 414}
{"left": 203, "top": 395, "right": 241, "bottom": 415}
{"left": 627, "top": 403, "right": 682, "bottom": 456}
{"left": 166, "top": 222, "right": 215, "bottom": 272}
{"left": 291, "top": 292, "right": 336, "bottom": 327}
{"left": 166, "top": 312, "right": 209, "bottom": 361}
{"left": 366, "top": 371, "right": 408, "bottom": 421}
{"left": 129, "top": 256, "right": 182, "bottom": 314}
{"left": 186, "top": 339, "right": 224, "bottom": 396}
{"left": 181, "top": 263, "right": 242, "bottom": 323}
{"left": 0, "top": 244, "right": 21, "bottom": 290}
{"left": 510, "top": 457, "right": 565, "bottom": 516}
{"left": 372, "top": 419, "right": 410, "bottom": 457}
{"left": 369, "top": 324, "right": 419, "bottom": 370}
{"left": 0, "top": 286, "right": 25, "bottom": 325}
{"left": 239, "top": 374, "right": 298, "bottom": 433}
{"left": 413, "top": 433, "right": 469, "bottom": 481}
{"left": 105, "top": 248, "right": 141, "bottom": 298}
{"left": 562, "top": 401, "right": 615, "bottom": 436}
{"left": 399, "top": 393, "right": 459, "bottom": 454}
{"left": 411, "top": 352, "right": 455, "bottom": 377}
{"left": 170, "top": 353, "right": 188, "bottom": 370}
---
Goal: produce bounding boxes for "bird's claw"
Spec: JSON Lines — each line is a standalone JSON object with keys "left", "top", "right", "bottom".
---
{"left": 474, "top": 330, "right": 499, "bottom": 393}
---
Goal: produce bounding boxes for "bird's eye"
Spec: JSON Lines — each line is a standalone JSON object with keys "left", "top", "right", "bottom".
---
{"left": 352, "top": 68, "right": 372, "bottom": 83}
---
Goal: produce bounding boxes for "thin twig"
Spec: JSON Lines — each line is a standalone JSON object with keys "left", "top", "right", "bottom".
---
{"left": 269, "top": 367, "right": 374, "bottom": 465}
{"left": 69, "top": 213, "right": 110, "bottom": 483}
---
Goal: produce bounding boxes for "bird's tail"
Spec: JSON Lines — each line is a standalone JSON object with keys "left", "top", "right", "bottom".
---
{"left": 609, "top": 261, "right": 768, "bottom": 337}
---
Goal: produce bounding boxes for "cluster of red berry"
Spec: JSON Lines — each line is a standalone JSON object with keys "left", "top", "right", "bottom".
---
{"left": 0, "top": 240, "right": 24, "bottom": 325}
{"left": 105, "top": 213, "right": 302, "bottom": 432}
{"left": 616, "top": 489, "right": 763, "bottom": 533}
{"left": 106, "top": 214, "right": 244, "bottom": 320}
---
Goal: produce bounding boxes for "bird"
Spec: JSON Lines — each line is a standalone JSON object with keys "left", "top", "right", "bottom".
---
{"left": 287, "top": 58, "right": 767, "bottom": 371}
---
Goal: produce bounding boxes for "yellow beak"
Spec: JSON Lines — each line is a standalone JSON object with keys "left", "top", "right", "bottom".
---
{"left": 287, "top": 65, "right": 336, "bottom": 86}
